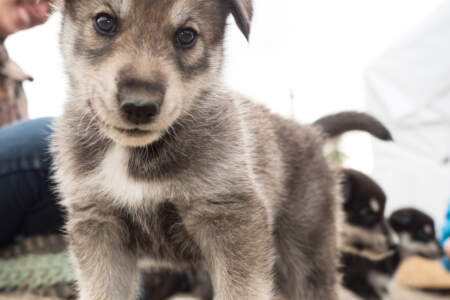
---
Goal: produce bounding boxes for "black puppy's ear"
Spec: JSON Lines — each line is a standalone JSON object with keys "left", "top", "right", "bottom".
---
{"left": 340, "top": 173, "right": 352, "bottom": 204}
{"left": 228, "top": 0, "right": 253, "bottom": 40}
{"left": 389, "top": 212, "right": 412, "bottom": 230}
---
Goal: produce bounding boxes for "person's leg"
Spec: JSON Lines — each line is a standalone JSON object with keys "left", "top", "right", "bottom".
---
{"left": 0, "top": 118, "right": 64, "bottom": 247}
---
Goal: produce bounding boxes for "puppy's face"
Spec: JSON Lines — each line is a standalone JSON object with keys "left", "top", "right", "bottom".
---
{"left": 389, "top": 208, "right": 443, "bottom": 259}
{"left": 58, "top": 0, "right": 252, "bottom": 147}
{"left": 341, "top": 169, "right": 396, "bottom": 258}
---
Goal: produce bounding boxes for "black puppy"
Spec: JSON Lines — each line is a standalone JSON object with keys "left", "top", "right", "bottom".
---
{"left": 340, "top": 169, "right": 400, "bottom": 300}
{"left": 389, "top": 208, "right": 443, "bottom": 260}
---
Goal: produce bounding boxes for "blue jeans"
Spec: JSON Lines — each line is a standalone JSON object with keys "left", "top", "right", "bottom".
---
{"left": 0, "top": 118, "right": 64, "bottom": 247}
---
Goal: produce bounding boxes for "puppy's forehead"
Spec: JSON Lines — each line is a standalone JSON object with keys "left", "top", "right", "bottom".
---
{"left": 113, "top": 0, "right": 132, "bottom": 16}
{"left": 168, "top": 0, "right": 225, "bottom": 25}
{"left": 134, "top": 0, "right": 224, "bottom": 26}
{"left": 67, "top": 0, "right": 224, "bottom": 22}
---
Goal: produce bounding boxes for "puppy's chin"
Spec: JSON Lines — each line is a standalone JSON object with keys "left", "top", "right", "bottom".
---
{"left": 103, "top": 126, "right": 163, "bottom": 147}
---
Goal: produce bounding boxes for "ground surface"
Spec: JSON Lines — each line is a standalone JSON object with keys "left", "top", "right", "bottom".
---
{"left": 390, "top": 283, "right": 450, "bottom": 300}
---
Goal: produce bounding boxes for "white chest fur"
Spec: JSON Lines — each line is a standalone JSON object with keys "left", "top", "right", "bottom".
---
{"left": 62, "top": 144, "right": 168, "bottom": 210}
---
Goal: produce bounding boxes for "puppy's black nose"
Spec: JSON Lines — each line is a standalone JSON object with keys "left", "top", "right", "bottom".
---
{"left": 120, "top": 100, "right": 159, "bottom": 125}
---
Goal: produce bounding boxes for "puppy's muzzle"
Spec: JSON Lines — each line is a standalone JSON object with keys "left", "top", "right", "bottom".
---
{"left": 118, "top": 77, "right": 166, "bottom": 125}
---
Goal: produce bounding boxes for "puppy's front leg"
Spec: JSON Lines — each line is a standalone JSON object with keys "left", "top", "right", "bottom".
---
{"left": 185, "top": 197, "right": 275, "bottom": 300}
{"left": 67, "top": 208, "right": 139, "bottom": 300}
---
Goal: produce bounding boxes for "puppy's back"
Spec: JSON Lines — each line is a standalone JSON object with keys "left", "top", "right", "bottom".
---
{"left": 238, "top": 99, "right": 340, "bottom": 299}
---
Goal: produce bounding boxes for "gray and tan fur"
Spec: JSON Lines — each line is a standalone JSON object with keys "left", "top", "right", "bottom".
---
{"left": 132, "top": 111, "right": 396, "bottom": 300}
{"left": 51, "top": 1, "right": 341, "bottom": 299}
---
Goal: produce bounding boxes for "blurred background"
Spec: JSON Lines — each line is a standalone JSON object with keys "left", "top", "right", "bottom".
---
{"left": 4, "top": 0, "right": 450, "bottom": 228}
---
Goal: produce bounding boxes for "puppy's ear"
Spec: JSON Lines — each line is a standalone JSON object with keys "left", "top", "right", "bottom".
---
{"left": 228, "top": 0, "right": 253, "bottom": 40}
{"left": 389, "top": 212, "right": 412, "bottom": 231}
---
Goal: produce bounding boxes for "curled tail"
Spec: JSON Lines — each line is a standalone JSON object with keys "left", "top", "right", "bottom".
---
{"left": 313, "top": 111, "right": 393, "bottom": 141}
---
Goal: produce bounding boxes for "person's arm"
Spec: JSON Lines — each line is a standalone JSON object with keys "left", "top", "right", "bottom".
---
{"left": 442, "top": 203, "right": 450, "bottom": 270}
{"left": 443, "top": 222, "right": 450, "bottom": 256}
{"left": 445, "top": 239, "right": 450, "bottom": 257}
{"left": 0, "top": 0, "right": 50, "bottom": 39}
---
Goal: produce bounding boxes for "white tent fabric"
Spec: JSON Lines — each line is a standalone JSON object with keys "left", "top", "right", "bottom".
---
{"left": 366, "top": 1, "right": 450, "bottom": 229}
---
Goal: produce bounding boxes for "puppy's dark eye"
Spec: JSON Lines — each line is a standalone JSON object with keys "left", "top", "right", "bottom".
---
{"left": 360, "top": 208, "right": 371, "bottom": 216}
{"left": 174, "top": 28, "right": 198, "bottom": 49}
{"left": 415, "top": 230, "right": 432, "bottom": 241}
{"left": 354, "top": 242, "right": 365, "bottom": 251}
{"left": 94, "top": 13, "right": 118, "bottom": 36}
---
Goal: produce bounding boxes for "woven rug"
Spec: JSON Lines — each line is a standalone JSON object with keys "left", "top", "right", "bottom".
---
{"left": 0, "top": 235, "right": 75, "bottom": 300}
{"left": 0, "top": 235, "right": 208, "bottom": 300}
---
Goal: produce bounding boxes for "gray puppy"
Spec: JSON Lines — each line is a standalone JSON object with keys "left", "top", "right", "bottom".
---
{"left": 51, "top": 1, "right": 342, "bottom": 299}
